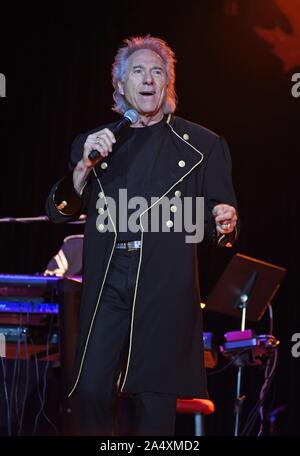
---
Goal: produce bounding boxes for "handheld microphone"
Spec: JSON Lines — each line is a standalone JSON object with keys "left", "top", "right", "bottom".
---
{"left": 88, "top": 109, "right": 139, "bottom": 160}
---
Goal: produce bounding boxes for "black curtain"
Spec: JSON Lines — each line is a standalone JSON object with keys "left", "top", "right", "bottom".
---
{"left": 0, "top": 0, "right": 299, "bottom": 435}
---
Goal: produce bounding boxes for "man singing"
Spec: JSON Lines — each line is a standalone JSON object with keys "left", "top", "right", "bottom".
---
{"left": 46, "top": 35, "right": 238, "bottom": 436}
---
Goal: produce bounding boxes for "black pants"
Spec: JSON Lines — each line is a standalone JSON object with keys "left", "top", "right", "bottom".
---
{"left": 71, "top": 248, "right": 177, "bottom": 436}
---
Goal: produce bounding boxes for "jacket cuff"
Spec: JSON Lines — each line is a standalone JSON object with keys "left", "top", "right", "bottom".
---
{"left": 53, "top": 173, "right": 82, "bottom": 216}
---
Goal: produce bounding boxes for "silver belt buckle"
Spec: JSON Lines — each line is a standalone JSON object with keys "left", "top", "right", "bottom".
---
{"left": 127, "top": 240, "right": 140, "bottom": 251}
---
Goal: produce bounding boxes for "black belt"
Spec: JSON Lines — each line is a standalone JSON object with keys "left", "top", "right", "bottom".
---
{"left": 115, "top": 240, "right": 141, "bottom": 251}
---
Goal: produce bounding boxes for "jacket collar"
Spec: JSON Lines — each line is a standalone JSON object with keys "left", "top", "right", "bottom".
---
{"left": 145, "top": 114, "right": 204, "bottom": 201}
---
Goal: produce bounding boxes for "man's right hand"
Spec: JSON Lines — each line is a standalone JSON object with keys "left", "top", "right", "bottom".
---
{"left": 82, "top": 128, "right": 116, "bottom": 168}
{"left": 73, "top": 128, "right": 116, "bottom": 195}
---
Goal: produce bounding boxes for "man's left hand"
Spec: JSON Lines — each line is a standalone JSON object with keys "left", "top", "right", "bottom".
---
{"left": 212, "top": 204, "right": 237, "bottom": 235}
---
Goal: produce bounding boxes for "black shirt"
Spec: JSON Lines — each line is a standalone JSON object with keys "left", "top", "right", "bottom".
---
{"left": 116, "top": 117, "right": 166, "bottom": 241}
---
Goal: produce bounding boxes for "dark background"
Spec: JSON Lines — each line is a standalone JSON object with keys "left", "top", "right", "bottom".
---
{"left": 0, "top": 0, "right": 299, "bottom": 436}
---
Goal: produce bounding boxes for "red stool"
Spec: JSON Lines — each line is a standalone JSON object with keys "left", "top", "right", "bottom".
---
{"left": 176, "top": 399, "right": 215, "bottom": 436}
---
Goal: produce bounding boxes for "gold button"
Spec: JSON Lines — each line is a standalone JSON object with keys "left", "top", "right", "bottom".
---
{"left": 97, "top": 223, "right": 105, "bottom": 231}
{"left": 98, "top": 192, "right": 104, "bottom": 198}
{"left": 166, "top": 220, "right": 173, "bottom": 228}
{"left": 170, "top": 205, "right": 177, "bottom": 213}
{"left": 101, "top": 162, "right": 108, "bottom": 170}
{"left": 175, "top": 190, "right": 181, "bottom": 198}
{"left": 98, "top": 208, "right": 105, "bottom": 215}
{"left": 178, "top": 160, "right": 185, "bottom": 168}
{"left": 183, "top": 133, "right": 189, "bottom": 141}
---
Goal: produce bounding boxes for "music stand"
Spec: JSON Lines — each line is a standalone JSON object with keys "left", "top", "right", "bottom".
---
{"left": 206, "top": 253, "right": 286, "bottom": 436}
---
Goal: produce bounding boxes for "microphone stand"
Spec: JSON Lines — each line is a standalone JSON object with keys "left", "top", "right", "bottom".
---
{"left": 233, "top": 270, "right": 258, "bottom": 436}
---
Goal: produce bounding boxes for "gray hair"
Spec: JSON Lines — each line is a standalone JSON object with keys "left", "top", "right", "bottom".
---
{"left": 112, "top": 35, "right": 177, "bottom": 114}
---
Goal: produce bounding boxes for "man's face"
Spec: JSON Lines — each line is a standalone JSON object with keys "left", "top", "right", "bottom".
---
{"left": 118, "top": 49, "right": 168, "bottom": 117}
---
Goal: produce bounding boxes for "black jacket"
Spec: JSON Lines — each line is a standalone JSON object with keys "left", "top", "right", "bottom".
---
{"left": 46, "top": 114, "right": 238, "bottom": 398}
